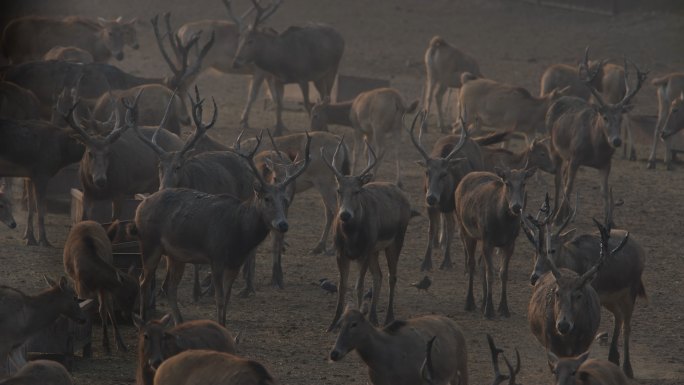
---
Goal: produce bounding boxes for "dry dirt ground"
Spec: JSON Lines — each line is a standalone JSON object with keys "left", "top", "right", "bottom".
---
{"left": 1, "top": 0, "right": 684, "bottom": 384}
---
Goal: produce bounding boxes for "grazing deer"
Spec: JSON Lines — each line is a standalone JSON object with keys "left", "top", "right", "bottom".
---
{"left": 43, "top": 46, "right": 94, "bottom": 63}
{"left": 133, "top": 314, "right": 237, "bottom": 385}
{"left": 527, "top": 215, "right": 629, "bottom": 359}
{"left": 549, "top": 48, "right": 646, "bottom": 224}
{"left": 423, "top": 35, "right": 483, "bottom": 133}
{"left": 480, "top": 136, "right": 556, "bottom": 174}
{"left": 63, "top": 220, "right": 138, "bottom": 353}
{"left": 454, "top": 165, "right": 536, "bottom": 318}
{"left": 547, "top": 351, "right": 629, "bottom": 385}
{"left": 0, "top": 81, "right": 41, "bottom": 120}
{"left": 647, "top": 73, "right": 684, "bottom": 170}
{"left": 0, "top": 119, "right": 84, "bottom": 246}
{"left": 330, "top": 308, "right": 468, "bottom": 385}
{"left": 233, "top": 0, "right": 345, "bottom": 135}
{"left": 177, "top": 0, "right": 281, "bottom": 130}
{"left": 1, "top": 15, "right": 137, "bottom": 63}
{"left": 0, "top": 277, "right": 87, "bottom": 374}
{"left": 0, "top": 360, "right": 73, "bottom": 385}
{"left": 310, "top": 87, "right": 419, "bottom": 185}
{"left": 459, "top": 73, "right": 567, "bottom": 144}
{"left": 524, "top": 194, "right": 645, "bottom": 378}
{"left": 323, "top": 140, "right": 416, "bottom": 330}
{"left": 408, "top": 112, "right": 484, "bottom": 271}
{"left": 153, "top": 349, "right": 277, "bottom": 385}
{"left": 133, "top": 132, "right": 311, "bottom": 325}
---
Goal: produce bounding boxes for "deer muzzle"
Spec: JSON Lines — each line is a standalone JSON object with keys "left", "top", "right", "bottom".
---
{"left": 114, "top": 52, "right": 124, "bottom": 61}
{"left": 339, "top": 209, "right": 353, "bottom": 223}
{"left": 556, "top": 318, "right": 573, "bottom": 335}
{"left": 272, "top": 220, "right": 289, "bottom": 233}
{"left": 530, "top": 271, "right": 540, "bottom": 286}
{"left": 610, "top": 136, "right": 622, "bottom": 147}
{"left": 426, "top": 193, "right": 439, "bottom": 206}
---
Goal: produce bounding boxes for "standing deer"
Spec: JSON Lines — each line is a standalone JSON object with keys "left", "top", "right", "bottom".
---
{"left": 647, "top": 73, "right": 684, "bottom": 170}
{"left": 454, "top": 166, "right": 536, "bottom": 318}
{"left": 233, "top": 0, "right": 345, "bottom": 135}
{"left": 133, "top": 132, "right": 311, "bottom": 325}
{"left": 547, "top": 351, "right": 629, "bottom": 385}
{"left": 408, "top": 112, "right": 484, "bottom": 271}
{"left": 63, "top": 220, "right": 138, "bottom": 353}
{"left": 0, "top": 277, "right": 87, "bottom": 374}
{"left": 1, "top": 15, "right": 137, "bottom": 63}
{"left": 323, "top": 140, "right": 416, "bottom": 330}
{"left": 329, "top": 308, "right": 468, "bottom": 385}
{"left": 548, "top": 49, "right": 646, "bottom": 223}
{"left": 310, "top": 87, "right": 419, "bottom": 185}
{"left": 0, "top": 119, "right": 84, "bottom": 246}
{"left": 0, "top": 360, "right": 73, "bottom": 385}
{"left": 177, "top": 0, "right": 281, "bottom": 130}
{"left": 423, "top": 35, "right": 482, "bottom": 133}
{"left": 133, "top": 314, "right": 237, "bottom": 385}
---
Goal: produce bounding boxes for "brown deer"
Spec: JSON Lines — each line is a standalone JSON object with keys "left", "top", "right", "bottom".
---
{"left": 152, "top": 349, "right": 278, "bottom": 385}
{"left": 310, "top": 87, "right": 419, "bottom": 185}
{"left": 63, "top": 220, "right": 138, "bottom": 353}
{"left": 549, "top": 48, "right": 646, "bottom": 224}
{"left": 527, "top": 215, "right": 628, "bottom": 360}
{"left": 1, "top": 15, "right": 137, "bottom": 63}
{"left": 133, "top": 314, "right": 237, "bottom": 385}
{"left": 0, "top": 277, "right": 87, "bottom": 373}
{"left": 132, "top": 132, "right": 311, "bottom": 325}
{"left": 43, "top": 46, "right": 94, "bottom": 63}
{"left": 407, "top": 112, "right": 485, "bottom": 271}
{"left": 547, "top": 351, "right": 629, "bottom": 385}
{"left": 459, "top": 73, "right": 567, "bottom": 144}
{"left": 233, "top": 0, "right": 345, "bottom": 135}
{"left": 330, "top": 308, "right": 468, "bottom": 385}
{"left": 0, "top": 360, "right": 73, "bottom": 385}
{"left": 0, "top": 119, "right": 84, "bottom": 246}
{"left": 454, "top": 166, "right": 536, "bottom": 318}
{"left": 322, "top": 140, "right": 417, "bottom": 330}
{"left": 177, "top": 0, "right": 281, "bottom": 130}
{"left": 423, "top": 35, "right": 482, "bottom": 133}
{"left": 524, "top": 194, "right": 645, "bottom": 378}
{"left": 647, "top": 73, "right": 684, "bottom": 170}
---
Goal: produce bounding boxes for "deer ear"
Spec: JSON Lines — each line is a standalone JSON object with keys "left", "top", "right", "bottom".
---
{"left": 577, "top": 351, "right": 590, "bottom": 364}
{"left": 494, "top": 167, "right": 506, "bottom": 180}
{"left": 525, "top": 166, "right": 537, "bottom": 178}
{"left": 44, "top": 275, "right": 57, "bottom": 287}
{"left": 559, "top": 228, "right": 576, "bottom": 241}
{"left": 58, "top": 276, "right": 69, "bottom": 291}
{"left": 97, "top": 17, "right": 108, "bottom": 27}
{"left": 253, "top": 181, "right": 264, "bottom": 194}
{"left": 359, "top": 173, "right": 373, "bottom": 185}
{"left": 622, "top": 104, "right": 635, "bottom": 113}
{"left": 160, "top": 314, "right": 174, "bottom": 328}
{"left": 132, "top": 313, "right": 145, "bottom": 330}
{"left": 547, "top": 351, "right": 560, "bottom": 367}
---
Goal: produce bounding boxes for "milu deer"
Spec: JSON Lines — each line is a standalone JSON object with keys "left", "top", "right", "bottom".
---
{"left": 132, "top": 132, "right": 311, "bottom": 325}
{"left": 330, "top": 308, "right": 468, "bottom": 385}
{"left": 177, "top": 0, "right": 282, "bottom": 130}
{"left": 647, "top": 73, "right": 684, "bottom": 170}
{"left": 454, "top": 166, "right": 536, "bottom": 318}
{"left": 323, "top": 140, "right": 417, "bottom": 331}
{"left": 423, "top": 35, "right": 483, "bottom": 133}
{"left": 547, "top": 350, "right": 629, "bottom": 385}
{"left": 233, "top": 0, "right": 345, "bottom": 135}
{"left": 548, "top": 49, "right": 646, "bottom": 224}
{"left": 0, "top": 360, "right": 74, "bottom": 385}
{"left": 133, "top": 314, "right": 237, "bottom": 385}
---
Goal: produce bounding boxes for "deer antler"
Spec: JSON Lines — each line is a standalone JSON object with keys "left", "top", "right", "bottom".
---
{"left": 124, "top": 88, "right": 168, "bottom": 156}
{"left": 488, "top": 334, "right": 512, "bottom": 385}
{"left": 179, "top": 85, "right": 218, "bottom": 157}
{"left": 579, "top": 47, "right": 609, "bottom": 108}
{"left": 617, "top": 56, "right": 648, "bottom": 109}
{"left": 444, "top": 114, "right": 468, "bottom": 160}
{"left": 407, "top": 110, "right": 430, "bottom": 162}
{"left": 320, "top": 136, "right": 347, "bottom": 179}
{"left": 280, "top": 132, "right": 312, "bottom": 187}
{"left": 358, "top": 140, "right": 379, "bottom": 177}
{"left": 236, "top": 131, "right": 270, "bottom": 187}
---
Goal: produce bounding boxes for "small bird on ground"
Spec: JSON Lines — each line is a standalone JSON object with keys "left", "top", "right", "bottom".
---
{"left": 409, "top": 275, "right": 432, "bottom": 292}
{"left": 318, "top": 278, "right": 338, "bottom": 294}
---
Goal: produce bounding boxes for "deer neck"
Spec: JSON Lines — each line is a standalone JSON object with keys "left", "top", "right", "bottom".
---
{"left": 237, "top": 200, "right": 272, "bottom": 247}
{"left": 23, "top": 288, "right": 70, "bottom": 335}
{"left": 354, "top": 326, "right": 391, "bottom": 367}
{"left": 325, "top": 102, "right": 354, "bottom": 127}
{"left": 513, "top": 149, "right": 529, "bottom": 169}
{"left": 252, "top": 36, "right": 288, "bottom": 78}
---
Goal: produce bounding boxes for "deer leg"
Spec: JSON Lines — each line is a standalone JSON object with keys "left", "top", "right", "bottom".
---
{"left": 139, "top": 244, "right": 163, "bottom": 321}
{"left": 421, "top": 207, "right": 439, "bottom": 271}
{"left": 498, "top": 243, "right": 515, "bottom": 318}
{"left": 367, "top": 253, "right": 383, "bottom": 327}
{"left": 556, "top": 162, "right": 578, "bottom": 225}
{"left": 98, "top": 291, "right": 111, "bottom": 354}
{"left": 239, "top": 70, "right": 267, "bottom": 130}
{"left": 166, "top": 260, "right": 186, "bottom": 325}
{"left": 23, "top": 179, "right": 37, "bottom": 245}
{"left": 273, "top": 80, "right": 286, "bottom": 136}
{"left": 351, "top": 130, "right": 362, "bottom": 175}
{"left": 311, "top": 184, "right": 335, "bottom": 255}
{"left": 598, "top": 164, "right": 613, "bottom": 227}
{"left": 298, "top": 80, "right": 312, "bottom": 114}
{"left": 423, "top": 78, "right": 436, "bottom": 133}
{"left": 384, "top": 245, "right": 399, "bottom": 326}
{"left": 271, "top": 231, "right": 285, "bottom": 289}
{"left": 434, "top": 84, "right": 449, "bottom": 133}
{"left": 103, "top": 291, "right": 127, "bottom": 352}
{"left": 32, "top": 176, "right": 51, "bottom": 247}
{"left": 461, "top": 229, "right": 478, "bottom": 312}
{"left": 440, "top": 211, "right": 455, "bottom": 270}
{"left": 239, "top": 250, "right": 257, "bottom": 298}
{"left": 482, "top": 242, "right": 496, "bottom": 319}
{"left": 664, "top": 138, "right": 674, "bottom": 170}
{"left": 355, "top": 259, "right": 369, "bottom": 309}
{"left": 622, "top": 299, "right": 635, "bottom": 378}
{"left": 111, "top": 196, "right": 123, "bottom": 221}
{"left": 327, "top": 254, "right": 350, "bottom": 332}
{"left": 192, "top": 264, "right": 201, "bottom": 302}
{"left": 219, "top": 268, "right": 239, "bottom": 327}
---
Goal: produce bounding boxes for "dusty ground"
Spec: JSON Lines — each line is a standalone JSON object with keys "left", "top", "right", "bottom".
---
{"left": 1, "top": 0, "right": 684, "bottom": 384}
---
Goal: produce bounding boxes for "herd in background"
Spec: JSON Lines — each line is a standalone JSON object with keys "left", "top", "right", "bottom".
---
{"left": 0, "top": 0, "right": 681, "bottom": 384}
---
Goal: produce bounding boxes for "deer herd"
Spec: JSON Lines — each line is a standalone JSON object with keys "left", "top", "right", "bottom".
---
{"left": 0, "top": 0, "right": 679, "bottom": 384}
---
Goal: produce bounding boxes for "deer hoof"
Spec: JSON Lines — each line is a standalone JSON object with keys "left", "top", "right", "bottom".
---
{"left": 238, "top": 287, "right": 255, "bottom": 298}
{"left": 439, "top": 259, "right": 453, "bottom": 270}
{"left": 464, "top": 297, "right": 476, "bottom": 312}
{"left": 646, "top": 160, "right": 656, "bottom": 169}
{"left": 310, "top": 244, "right": 326, "bottom": 255}
{"left": 498, "top": 304, "right": 510, "bottom": 318}
{"left": 666, "top": 163, "right": 674, "bottom": 171}
{"left": 420, "top": 258, "right": 433, "bottom": 272}
{"left": 270, "top": 278, "right": 284, "bottom": 290}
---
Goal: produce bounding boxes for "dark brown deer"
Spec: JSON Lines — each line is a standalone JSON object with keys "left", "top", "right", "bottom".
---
{"left": 233, "top": 0, "right": 345, "bottom": 135}
{"left": 176, "top": 0, "right": 281, "bottom": 130}
{"left": 0, "top": 360, "right": 73, "bottom": 385}
{"left": 549, "top": 49, "right": 646, "bottom": 224}
{"left": 0, "top": 119, "right": 84, "bottom": 246}
{"left": 63, "top": 220, "right": 138, "bottom": 353}
{"left": 527, "top": 216, "right": 628, "bottom": 359}
{"left": 647, "top": 73, "right": 684, "bottom": 170}
{"left": 132, "top": 132, "right": 311, "bottom": 325}
{"left": 524, "top": 194, "right": 645, "bottom": 378}
{"left": 329, "top": 308, "right": 468, "bottom": 385}
{"left": 408, "top": 111, "right": 484, "bottom": 271}
{"left": 0, "top": 277, "right": 87, "bottom": 373}
{"left": 133, "top": 314, "right": 237, "bottom": 385}
{"left": 547, "top": 350, "right": 629, "bottom": 385}
{"left": 423, "top": 35, "right": 483, "bottom": 133}
{"left": 454, "top": 166, "right": 537, "bottom": 318}
{"left": 152, "top": 349, "right": 277, "bottom": 385}
{"left": 322, "top": 140, "right": 416, "bottom": 331}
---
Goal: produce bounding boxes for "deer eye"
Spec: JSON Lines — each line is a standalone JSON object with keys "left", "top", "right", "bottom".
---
{"left": 350, "top": 322, "right": 357, "bottom": 329}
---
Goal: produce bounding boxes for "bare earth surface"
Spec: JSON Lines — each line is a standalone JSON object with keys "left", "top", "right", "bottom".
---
{"left": 1, "top": 0, "right": 684, "bottom": 384}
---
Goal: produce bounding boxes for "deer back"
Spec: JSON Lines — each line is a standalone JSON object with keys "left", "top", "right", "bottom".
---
{"left": 425, "top": 36, "right": 482, "bottom": 87}
{"left": 0, "top": 81, "right": 41, "bottom": 120}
